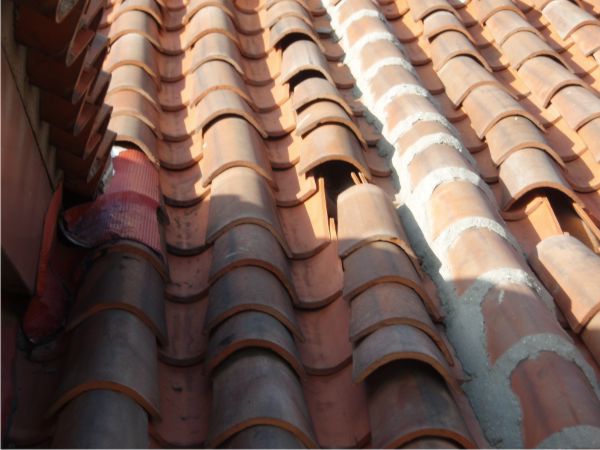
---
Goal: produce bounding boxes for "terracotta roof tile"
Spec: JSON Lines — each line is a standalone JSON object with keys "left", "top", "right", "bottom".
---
{"left": 431, "top": 30, "right": 492, "bottom": 71}
{"left": 542, "top": 0, "right": 600, "bottom": 39}
{"left": 501, "top": 29, "right": 565, "bottom": 69}
{"left": 337, "top": 183, "right": 415, "bottom": 258}
{"left": 408, "top": 0, "right": 457, "bottom": 21}
{"left": 279, "top": 180, "right": 330, "bottom": 257}
{"left": 302, "top": 364, "right": 370, "bottom": 447}
{"left": 462, "top": 84, "right": 544, "bottom": 138}
{"left": 532, "top": 234, "right": 600, "bottom": 333}
{"left": 437, "top": 55, "right": 505, "bottom": 106}
{"left": 205, "top": 310, "right": 303, "bottom": 376}
{"left": 298, "top": 123, "right": 371, "bottom": 177}
{"left": 48, "top": 308, "right": 160, "bottom": 418}
{"left": 274, "top": 164, "right": 318, "bottom": 205}
{"left": 296, "top": 100, "right": 366, "bottom": 147}
{"left": 511, "top": 352, "right": 600, "bottom": 448}
{"left": 280, "top": 39, "right": 332, "bottom": 84}
{"left": 67, "top": 251, "right": 167, "bottom": 343}
{"left": 292, "top": 76, "right": 354, "bottom": 116}
{"left": 423, "top": 10, "right": 474, "bottom": 42}
{"left": 209, "top": 223, "right": 294, "bottom": 295}
{"left": 206, "top": 166, "right": 288, "bottom": 251}
{"left": 159, "top": 298, "right": 208, "bottom": 365}
{"left": 342, "top": 240, "right": 430, "bottom": 305}
{"left": 296, "top": 295, "right": 352, "bottom": 374}
{"left": 208, "top": 348, "right": 316, "bottom": 448}
{"left": 205, "top": 266, "right": 301, "bottom": 338}
{"left": 151, "top": 361, "right": 210, "bottom": 447}
{"left": 367, "top": 362, "right": 474, "bottom": 448}
{"left": 350, "top": 283, "right": 449, "bottom": 356}
{"left": 222, "top": 425, "right": 304, "bottom": 448}
{"left": 551, "top": 85, "right": 600, "bottom": 130}
{"left": 290, "top": 239, "right": 344, "bottom": 307}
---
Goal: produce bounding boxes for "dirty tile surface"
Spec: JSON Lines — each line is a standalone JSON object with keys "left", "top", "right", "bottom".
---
{"left": 5, "top": 0, "right": 600, "bottom": 448}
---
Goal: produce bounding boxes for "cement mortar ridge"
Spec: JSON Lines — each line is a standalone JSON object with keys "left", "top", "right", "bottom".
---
{"left": 432, "top": 216, "right": 522, "bottom": 261}
{"left": 370, "top": 83, "right": 431, "bottom": 116}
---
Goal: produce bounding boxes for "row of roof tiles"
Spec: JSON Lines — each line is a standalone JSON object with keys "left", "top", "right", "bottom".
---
{"left": 8, "top": 0, "right": 489, "bottom": 447}
{"left": 13, "top": 0, "right": 116, "bottom": 196}
{"left": 329, "top": 0, "right": 600, "bottom": 447}
{"left": 396, "top": 0, "right": 600, "bottom": 358}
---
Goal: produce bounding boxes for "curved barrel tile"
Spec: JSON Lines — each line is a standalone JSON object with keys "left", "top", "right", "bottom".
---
{"left": 518, "top": 56, "right": 591, "bottom": 107}
{"left": 426, "top": 180, "right": 502, "bottom": 243}
{"left": 165, "top": 250, "right": 212, "bottom": 302}
{"left": 53, "top": 390, "right": 149, "bottom": 448}
{"left": 190, "top": 32, "right": 245, "bottom": 77}
{"left": 343, "top": 15, "right": 391, "bottom": 50}
{"left": 342, "top": 241, "right": 427, "bottom": 304}
{"left": 407, "top": 0, "right": 457, "bottom": 21}
{"left": 206, "top": 311, "right": 303, "bottom": 376}
{"left": 188, "top": 59, "right": 252, "bottom": 107}
{"left": 205, "top": 266, "right": 301, "bottom": 338}
{"left": 500, "top": 30, "right": 565, "bottom": 70}
{"left": 108, "top": 115, "right": 159, "bottom": 164}
{"left": 160, "top": 164, "right": 209, "bottom": 207}
{"left": 337, "top": 183, "right": 415, "bottom": 260}
{"left": 423, "top": 11, "right": 474, "bottom": 43}
{"left": 48, "top": 309, "right": 159, "bottom": 418}
{"left": 280, "top": 39, "right": 333, "bottom": 85}
{"left": 291, "top": 240, "right": 344, "bottom": 308}
{"left": 353, "top": 324, "right": 457, "bottom": 388}
{"left": 273, "top": 165, "right": 318, "bottom": 206}
{"left": 301, "top": 365, "right": 370, "bottom": 448}
{"left": 291, "top": 77, "right": 354, "bottom": 117}
{"left": 462, "top": 84, "right": 544, "bottom": 138}
{"left": 150, "top": 362, "right": 210, "bottom": 448}
{"left": 437, "top": 55, "right": 507, "bottom": 107}
{"left": 266, "top": 0, "right": 311, "bottom": 28}
{"left": 207, "top": 349, "right": 316, "bottom": 448}
{"left": 486, "top": 115, "right": 564, "bottom": 167}
{"left": 157, "top": 134, "right": 204, "bottom": 170}
{"left": 510, "top": 352, "right": 600, "bottom": 448}
{"left": 164, "top": 200, "right": 209, "bottom": 255}
{"left": 194, "top": 89, "right": 267, "bottom": 138}
{"left": 270, "top": 16, "right": 323, "bottom": 51}
{"left": 295, "top": 100, "right": 366, "bottom": 148}
{"left": 108, "top": 64, "right": 160, "bottom": 110}
{"left": 476, "top": 0, "right": 526, "bottom": 24}
{"left": 551, "top": 85, "right": 600, "bottom": 131}
{"left": 367, "top": 362, "right": 474, "bottom": 448}
{"left": 445, "top": 228, "right": 529, "bottom": 296}
{"left": 223, "top": 425, "right": 305, "bottom": 449}
{"left": 205, "top": 167, "right": 288, "bottom": 253}
{"left": 159, "top": 299, "right": 208, "bottom": 365}
{"left": 68, "top": 252, "right": 166, "bottom": 344}
{"left": 295, "top": 296, "right": 353, "bottom": 374}
{"left": 531, "top": 235, "right": 600, "bottom": 333}
{"left": 480, "top": 282, "right": 569, "bottom": 364}
{"left": 278, "top": 179, "right": 330, "bottom": 259}
{"left": 499, "top": 148, "right": 579, "bottom": 210}
{"left": 209, "top": 223, "right": 296, "bottom": 299}
{"left": 104, "top": 33, "right": 160, "bottom": 84}
{"left": 350, "top": 283, "right": 450, "bottom": 362}
{"left": 298, "top": 124, "right": 371, "bottom": 178}
{"left": 430, "top": 31, "right": 492, "bottom": 72}
{"left": 542, "top": 0, "right": 599, "bottom": 39}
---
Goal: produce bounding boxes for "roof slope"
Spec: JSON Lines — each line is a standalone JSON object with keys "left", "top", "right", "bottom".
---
{"left": 5, "top": 0, "right": 600, "bottom": 448}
